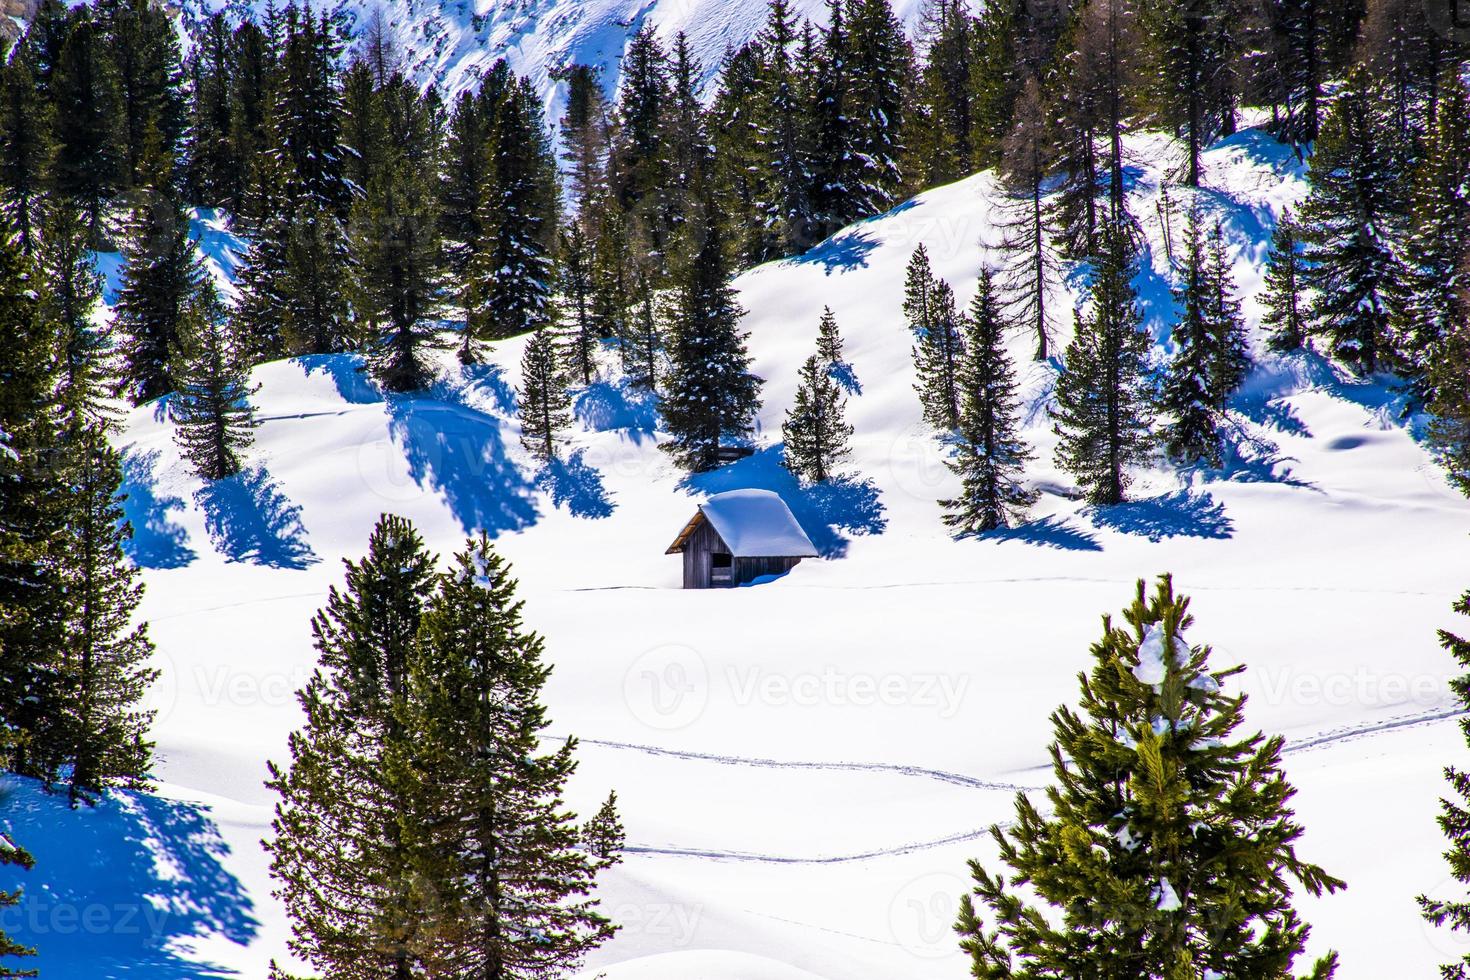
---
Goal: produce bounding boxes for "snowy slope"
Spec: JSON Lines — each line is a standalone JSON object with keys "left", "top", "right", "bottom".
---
{"left": 7, "top": 125, "right": 1470, "bottom": 979}
{"left": 175, "top": 0, "right": 926, "bottom": 125}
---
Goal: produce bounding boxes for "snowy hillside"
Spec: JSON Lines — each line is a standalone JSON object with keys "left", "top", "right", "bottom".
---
{"left": 9, "top": 125, "right": 1470, "bottom": 979}
{"left": 174, "top": 0, "right": 925, "bottom": 123}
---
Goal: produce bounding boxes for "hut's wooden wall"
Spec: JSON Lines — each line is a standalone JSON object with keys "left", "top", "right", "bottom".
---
{"left": 733, "top": 556, "right": 801, "bottom": 585}
{"left": 681, "top": 519, "right": 728, "bottom": 589}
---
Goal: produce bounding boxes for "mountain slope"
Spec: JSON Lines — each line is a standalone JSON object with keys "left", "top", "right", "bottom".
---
{"left": 5, "top": 125, "right": 1468, "bottom": 979}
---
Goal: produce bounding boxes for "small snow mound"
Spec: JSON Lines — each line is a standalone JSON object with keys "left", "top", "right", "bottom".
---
{"left": 1152, "top": 877, "right": 1182, "bottom": 911}
{"left": 575, "top": 950, "right": 834, "bottom": 980}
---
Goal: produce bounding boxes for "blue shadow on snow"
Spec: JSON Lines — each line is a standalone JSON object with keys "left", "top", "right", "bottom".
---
{"left": 1088, "top": 490, "right": 1234, "bottom": 542}
{"left": 680, "top": 446, "right": 887, "bottom": 559}
{"left": 986, "top": 514, "right": 1102, "bottom": 552}
{"left": 574, "top": 379, "right": 659, "bottom": 440}
{"left": 536, "top": 449, "right": 614, "bottom": 519}
{"left": 194, "top": 465, "right": 318, "bottom": 569}
{"left": 118, "top": 449, "right": 195, "bottom": 569}
{"left": 0, "top": 777, "right": 257, "bottom": 978}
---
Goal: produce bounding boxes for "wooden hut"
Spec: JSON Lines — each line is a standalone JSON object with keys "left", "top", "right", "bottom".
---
{"left": 665, "top": 489, "right": 818, "bottom": 589}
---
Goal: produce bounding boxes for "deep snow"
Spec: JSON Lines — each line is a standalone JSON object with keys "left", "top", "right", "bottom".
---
{"left": 5, "top": 125, "right": 1470, "bottom": 979}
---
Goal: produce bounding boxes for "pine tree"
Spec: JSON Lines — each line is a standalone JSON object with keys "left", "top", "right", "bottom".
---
{"left": 968, "top": 0, "right": 1019, "bottom": 173}
{"left": 1162, "top": 208, "right": 1220, "bottom": 464}
{"left": 272, "top": 5, "right": 348, "bottom": 216}
{"left": 814, "top": 305, "right": 858, "bottom": 392}
{"left": 753, "top": 0, "right": 816, "bottom": 256}
{"left": 0, "top": 804, "right": 34, "bottom": 976}
{"left": 783, "top": 353, "right": 853, "bottom": 483}
{"left": 0, "top": 39, "right": 55, "bottom": 256}
{"left": 169, "top": 279, "right": 259, "bottom": 481}
{"left": 660, "top": 206, "right": 763, "bottom": 472}
{"left": 557, "top": 64, "right": 611, "bottom": 223}
{"left": 662, "top": 32, "right": 711, "bottom": 243}
{"left": 393, "top": 538, "right": 620, "bottom": 977}
{"left": 186, "top": 12, "right": 237, "bottom": 207}
{"left": 115, "top": 171, "right": 203, "bottom": 403}
{"left": 1427, "top": 282, "right": 1470, "bottom": 495}
{"left": 998, "top": 76, "right": 1058, "bottom": 361}
{"left": 518, "top": 327, "right": 572, "bottom": 462}
{"left": 1052, "top": 228, "right": 1153, "bottom": 504}
{"left": 709, "top": 43, "right": 767, "bottom": 265}
{"left": 1400, "top": 69, "right": 1470, "bottom": 393}
{"left": 622, "top": 270, "right": 662, "bottom": 390}
{"left": 266, "top": 515, "right": 437, "bottom": 980}
{"left": 36, "top": 198, "right": 111, "bottom": 425}
{"left": 1421, "top": 582, "right": 1470, "bottom": 973}
{"left": 105, "top": 0, "right": 186, "bottom": 194}
{"left": 903, "top": 244, "right": 940, "bottom": 338}
{"left": 845, "top": 0, "right": 913, "bottom": 215}
{"left": 560, "top": 224, "right": 597, "bottom": 384}
{"left": 807, "top": 0, "right": 856, "bottom": 239}
{"left": 610, "top": 26, "right": 673, "bottom": 263}
{"left": 1300, "top": 68, "right": 1404, "bottom": 374}
{"left": 349, "top": 79, "right": 444, "bottom": 391}
{"left": 53, "top": 428, "right": 157, "bottom": 806}
{"left": 48, "top": 9, "right": 124, "bottom": 242}
{"left": 957, "top": 575, "right": 1344, "bottom": 978}
{"left": 908, "top": 0, "right": 977, "bottom": 186}
{"left": 1144, "top": 0, "right": 1238, "bottom": 186}
{"left": 1262, "top": 209, "right": 1308, "bottom": 354}
{"left": 941, "top": 268, "right": 1036, "bottom": 533}
{"left": 1203, "top": 219, "right": 1249, "bottom": 402}
{"left": 912, "top": 277, "right": 966, "bottom": 433}
{"left": 467, "top": 77, "right": 559, "bottom": 349}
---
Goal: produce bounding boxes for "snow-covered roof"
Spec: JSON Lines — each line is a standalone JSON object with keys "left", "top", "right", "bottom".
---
{"left": 667, "top": 489, "right": 818, "bottom": 558}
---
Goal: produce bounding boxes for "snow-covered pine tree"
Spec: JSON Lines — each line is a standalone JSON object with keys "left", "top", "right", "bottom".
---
{"left": 1051, "top": 227, "right": 1153, "bottom": 504}
{"left": 469, "top": 76, "right": 559, "bottom": 347}
{"left": 266, "top": 515, "right": 437, "bottom": 980}
{"left": 957, "top": 575, "right": 1344, "bottom": 978}
{"left": 610, "top": 26, "right": 673, "bottom": 263}
{"left": 908, "top": 0, "right": 977, "bottom": 187}
{"left": 1162, "top": 208, "right": 1217, "bottom": 464}
{"left": 0, "top": 36, "right": 54, "bottom": 257}
{"left": 753, "top": 0, "right": 816, "bottom": 257}
{"left": 659, "top": 206, "right": 763, "bottom": 472}
{"left": 115, "top": 164, "right": 204, "bottom": 404}
{"left": 392, "top": 538, "right": 620, "bottom": 977}
{"left": 276, "top": 200, "right": 352, "bottom": 357}
{"left": 1262, "top": 209, "right": 1308, "bottom": 354}
{"left": 845, "top": 0, "right": 913, "bottom": 215}
{"left": 169, "top": 279, "right": 259, "bottom": 481}
{"left": 558, "top": 64, "right": 611, "bottom": 223}
{"left": 1421, "top": 582, "right": 1470, "bottom": 972}
{"left": 0, "top": 812, "right": 34, "bottom": 975}
{"left": 806, "top": 0, "right": 856, "bottom": 240}
{"left": 584, "top": 790, "right": 626, "bottom": 870}
{"left": 1203, "top": 218, "right": 1249, "bottom": 404}
{"left": 622, "top": 270, "right": 662, "bottom": 390}
{"left": 782, "top": 352, "right": 853, "bottom": 483}
{"left": 53, "top": 428, "right": 157, "bottom": 807}
{"left": 1400, "top": 69, "right": 1470, "bottom": 397}
{"left": 1427, "top": 286, "right": 1470, "bottom": 495}
{"left": 560, "top": 223, "right": 598, "bottom": 384}
{"left": 518, "top": 326, "right": 572, "bottom": 462}
{"left": 1300, "top": 67, "right": 1404, "bottom": 375}
{"left": 663, "top": 33, "right": 712, "bottom": 242}
{"left": 348, "top": 77, "right": 444, "bottom": 391}
{"left": 941, "top": 268, "right": 1036, "bottom": 534}
{"left": 36, "top": 198, "right": 111, "bottom": 426}
{"left": 47, "top": 8, "right": 124, "bottom": 246}
{"left": 1143, "top": 0, "right": 1237, "bottom": 186}
{"left": 912, "top": 276, "right": 967, "bottom": 433}
{"left": 815, "top": 305, "right": 859, "bottom": 392}
{"left": 903, "top": 244, "right": 940, "bottom": 337}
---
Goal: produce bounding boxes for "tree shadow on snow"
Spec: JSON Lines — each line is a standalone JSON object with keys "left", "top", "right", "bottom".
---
{"left": 536, "top": 450, "right": 614, "bottom": 519}
{"left": 384, "top": 394, "right": 539, "bottom": 538}
{"left": 0, "top": 777, "right": 257, "bottom": 977}
{"left": 788, "top": 228, "right": 881, "bottom": 275}
{"left": 986, "top": 514, "right": 1102, "bottom": 551}
{"left": 574, "top": 379, "right": 659, "bottom": 443}
{"left": 1087, "top": 490, "right": 1234, "bottom": 542}
{"left": 194, "top": 465, "right": 319, "bottom": 569}
{"left": 680, "top": 446, "right": 886, "bottom": 559}
{"left": 293, "top": 353, "right": 381, "bottom": 405}
{"left": 118, "top": 449, "right": 195, "bottom": 569}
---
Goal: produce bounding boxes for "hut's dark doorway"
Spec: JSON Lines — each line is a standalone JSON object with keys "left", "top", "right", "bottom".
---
{"left": 711, "top": 552, "right": 733, "bottom": 586}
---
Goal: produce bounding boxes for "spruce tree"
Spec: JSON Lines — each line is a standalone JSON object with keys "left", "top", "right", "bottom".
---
{"left": 115, "top": 170, "right": 203, "bottom": 404}
{"left": 807, "top": 0, "right": 857, "bottom": 239}
{"left": 845, "top": 0, "right": 913, "bottom": 215}
{"left": 560, "top": 224, "right": 597, "bottom": 384}
{"left": 467, "top": 77, "right": 559, "bottom": 348}
{"left": 903, "top": 244, "right": 940, "bottom": 338}
{"left": 1262, "top": 209, "right": 1308, "bottom": 354}
{"left": 518, "top": 327, "right": 572, "bottom": 462}
{"left": 349, "top": 80, "right": 444, "bottom": 391}
{"left": 105, "top": 0, "right": 186, "bottom": 193}
{"left": 0, "top": 814, "right": 34, "bottom": 975}
{"left": 912, "top": 277, "right": 966, "bottom": 433}
{"left": 610, "top": 26, "right": 673, "bottom": 263}
{"left": 957, "top": 575, "right": 1344, "bottom": 978}
{"left": 1300, "top": 68, "right": 1403, "bottom": 374}
{"left": 1421, "top": 582, "right": 1470, "bottom": 972}
{"left": 1052, "top": 228, "right": 1153, "bottom": 504}
{"left": 393, "top": 538, "right": 620, "bottom": 977}
{"left": 908, "top": 0, "right": 977, "bottom": 186}
{"left": 0, "top": 39, "right": 54, "bottom": 256}
{"left": 1144, "top": 0, "right": 1237, "bottom": 186}
{"left": 622, "top": 271, "right": 662, "bottom": 391}
{"left": 48, "top": 9, "right": 124, "bottom": 243}
{"left": 998, "top": 76, "right": 1058, "bottom": 361}
{"left": 186, "top": 12, "right": 238, "bottom": 208}
{"left": 660, "top": 207, "right": 763, "bottom": 472}
{"left": 557, "top": 64, "right": 611, "bottom": 222}
{"left": 1427, "top": 292, "right": 1470, "bottom": 495}
{"left": 752, "top": 0, "right": 816, "bottom": 256}
{"left": 266, "top": 515, "right": 437, "bottom": 980}
{"left": 815, "top": 305, "right": 858, "bottom": 392}
{"left": 783, "top": 353, "right": 853, "bottom": 483}
{"left": 36, "top": 198, "right": 111, "bottom": 425}
{"left": 941, "top": 268, "right": 1036, "bottom": 533}
{"left": 1203, "top": 219, "right": 1249, "bottom": 403}
{"left": 169, "top": 279, "right": 259, "bottom": 481}
{"left": 54, "top": 428, "right": 157, "bottom": 807}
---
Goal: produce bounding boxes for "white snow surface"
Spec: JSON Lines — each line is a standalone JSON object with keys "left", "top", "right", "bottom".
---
{"left": 7, "top": 126, "right": 1470, "bottom": 979}
{"left": 693, "top": 489, "right": 819, "bottom": 558}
